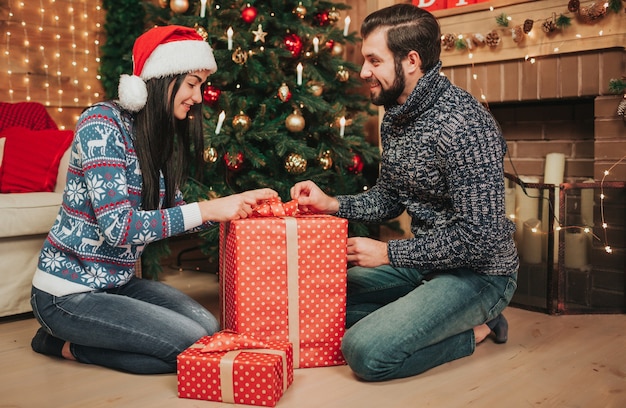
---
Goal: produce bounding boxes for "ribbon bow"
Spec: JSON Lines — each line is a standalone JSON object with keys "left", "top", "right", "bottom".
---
{"left": 252, "top": 197, "right": 299, "bottom": 217}
{"left": 193, "top": 330, "right": 290, "bottom": 404}
{"left": 199, "top": 330, "right": 268, "bottom": 353}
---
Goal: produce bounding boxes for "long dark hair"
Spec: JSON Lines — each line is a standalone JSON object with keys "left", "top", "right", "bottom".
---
{"left": 361, "top": 4, "right": 441, "bottom": 73}
{"left": 133, "top": 74, "right": 204, "bottom": 210}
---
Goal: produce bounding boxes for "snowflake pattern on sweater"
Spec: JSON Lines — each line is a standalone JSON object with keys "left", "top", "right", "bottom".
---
{"left": 336, "top": 62, "right": 518, "bottom": 276}
{"left": 36, "top": 102, "right": 208, "bottom": 293}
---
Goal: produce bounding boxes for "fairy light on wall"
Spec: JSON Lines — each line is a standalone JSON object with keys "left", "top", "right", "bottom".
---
{"left": 1, "top": 0, "right": 105, "bottom": 127}
{"left": 443, "top": 1, "right": 624, "bottom": 260}
{"left": 5, "top": 5, "right": 14, "bottom": 101}
{"left": 38, "top": 0, "right": 48, "bottom": 105}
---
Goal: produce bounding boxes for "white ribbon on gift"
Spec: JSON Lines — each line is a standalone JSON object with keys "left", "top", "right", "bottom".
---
{"left": 219, "top": 349, "right": 288, "bottom": 404}
{"left": 283, "top": 217, "right": 300, "bottom": 368}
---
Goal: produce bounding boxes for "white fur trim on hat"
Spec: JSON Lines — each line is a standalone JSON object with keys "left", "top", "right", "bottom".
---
{"left": 141, "top": 40, "right": 217, "bottom": 80}
{"left": 118, "top": 74, "right": 148, "bottom": 112}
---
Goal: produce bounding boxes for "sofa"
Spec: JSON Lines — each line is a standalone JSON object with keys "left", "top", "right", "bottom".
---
{"left": 0, "top": 102, "right": 73, "bottom": 317}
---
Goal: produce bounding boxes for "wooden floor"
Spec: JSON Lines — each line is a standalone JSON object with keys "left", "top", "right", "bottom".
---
{"left": 2, "top": 255, "right": 625, "bottom": 407}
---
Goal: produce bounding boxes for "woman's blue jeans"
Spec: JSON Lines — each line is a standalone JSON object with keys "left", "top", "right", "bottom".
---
{"left": 31, "top": 277, "right": 219, "bottom": 374}
{"left": 341, "top": 266, "right": 517, "bottom": 381}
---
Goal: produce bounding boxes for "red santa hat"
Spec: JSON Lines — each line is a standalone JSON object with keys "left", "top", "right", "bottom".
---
{"left": 118, "top": 25, "right": 217, "bottom": 112}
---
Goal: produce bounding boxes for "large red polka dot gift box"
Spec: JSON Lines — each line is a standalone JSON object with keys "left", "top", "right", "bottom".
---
{"left": 219, "top": 199, "right": 348, "bottom": 368}
{"left": 177, "top": 330, "right": 294, "bottom": 406}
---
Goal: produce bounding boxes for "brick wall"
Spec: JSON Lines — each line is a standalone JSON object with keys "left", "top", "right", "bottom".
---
{"left": 446, "top": 49, "right": 625, "bottom": 314}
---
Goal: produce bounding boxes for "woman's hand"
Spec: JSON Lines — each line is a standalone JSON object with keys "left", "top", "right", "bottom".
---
{"left": 198, "top": 188, "right": 278, "bottom": 222}
{"left": 290, "top": 180, "right": 339, "bottom": 214}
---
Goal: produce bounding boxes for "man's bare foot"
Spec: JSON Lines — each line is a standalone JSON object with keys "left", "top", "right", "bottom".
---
{"left": 474, "top": 323, "right": 491, "bottom": 344}
{"left": 62, "top": 341, "right": 76, "bottom": 360}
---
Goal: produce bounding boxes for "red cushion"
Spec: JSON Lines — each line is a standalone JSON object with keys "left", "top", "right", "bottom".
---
{"left": 0, "top": 126, "right": 73, "bottom": 193}
{"left": 0, "top": 102, "right": 58, "bottom": 132}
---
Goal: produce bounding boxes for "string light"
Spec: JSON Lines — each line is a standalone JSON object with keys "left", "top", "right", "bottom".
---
{"left": 2, "top": 0, "right": 105, "bottom": 128}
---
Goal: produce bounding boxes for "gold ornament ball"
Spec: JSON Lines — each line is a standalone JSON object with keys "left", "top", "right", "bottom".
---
{"left": 195, "top": 25, "right": 209, "bottom": 41}
{"left": 308, "top": 82, "right": 323, "bottom": 97}
{"left": 232, "top": 111, "right": 251, "bottom": 131}
{"left": 331, "top": 42, "right": 344, "bottom": 56}
{"left": 158, "top": 0, "right": 168, "bottom": 8}
{"left": 318, "top": 150, "right": 333, "bottom": 170}
{"left": 328, "top": 8, "right": 340, "bottom": 23}
{"left": 285, "top": 153, "right": 307, "bottom": 174}
{"left": 232, "top": 47, "right": 248, "bottom": 65}
{"left": 285, "top": 110, "right": 305, "bottom": 132}
{"left": 170, "top": 0, "right": 189, "bottom": 13}
{"left": 336, "top": 66, "right": 350, "bottom": 82}
{"left": 293, "top": 3, "right": 307, "bottom": 18}
{"left": 203, "top": 146, "right": 218, "bottom": 163}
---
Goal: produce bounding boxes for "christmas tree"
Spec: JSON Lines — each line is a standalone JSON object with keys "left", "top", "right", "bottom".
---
{"left": 101, "top": 0, "right": 382, "bottom": 268}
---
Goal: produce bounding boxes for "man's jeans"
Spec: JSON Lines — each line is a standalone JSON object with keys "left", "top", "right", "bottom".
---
{"left": 341, "top": 266, "right": 517, "bottom": 381}
{"left": 31, "top": 277, "right": 219, "bottom": 374}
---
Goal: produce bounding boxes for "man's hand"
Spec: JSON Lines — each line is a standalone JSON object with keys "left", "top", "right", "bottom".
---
{"left": 290, "top": 180, "right": 339, "bottom": 214}
{"left": 347, "top": 237, "right": 389, "bottom": 268}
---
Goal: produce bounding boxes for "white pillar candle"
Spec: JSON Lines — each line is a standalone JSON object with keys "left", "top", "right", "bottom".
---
{"left": 564, "top": 230, "right": 589, "bottom": 269}
{"left": 200, "top": 0, "right": 207, "bottom": 18}
{"left": 296, "top": 63, "right": 303, "bottom": 86}
{"left": 343, "top": 16, "right": 351, "bottom": 36}
{"left": 522, "top": 218, "right": 543, "bottom": 264}
{"left": 514, "top": 176, "right": 540, "bottom": 248}
{"left": 581, "top": 178, "right": 595, "bottom": 227}
{"left": 313, "top": 37, "right": 319, "bottom": 53}
{"left": 542, "top": 153, "right": 565, "bottom": 263}
{"left": 227, "top": 27, "right": 233, "bottom": 50}
{"left": 339, "top": 116, "right": 346, "bottom": 137}
{"left": 215, "top": 111, "right": 225, "bottom": 135}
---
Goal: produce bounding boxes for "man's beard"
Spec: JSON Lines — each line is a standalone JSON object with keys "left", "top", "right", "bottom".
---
{"left": 370, "top": 62, "right": 405, "bottom": 106}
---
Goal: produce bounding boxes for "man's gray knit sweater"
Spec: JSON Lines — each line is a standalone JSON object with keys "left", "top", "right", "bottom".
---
{"left": 336, "top": 62, "right": 518, "bottom": 276}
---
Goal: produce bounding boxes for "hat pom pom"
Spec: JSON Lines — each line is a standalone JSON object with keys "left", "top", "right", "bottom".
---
{"left": 118, "top": 74, "right": 148, "bottom": 112}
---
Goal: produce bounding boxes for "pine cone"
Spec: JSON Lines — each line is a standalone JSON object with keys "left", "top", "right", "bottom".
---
{"left": 617, "top": 98, "right": 626, "bottom": 117}
{"left": 579, "top": 2, "right": 607, "bottom": 23}
{"left": 441, "top": 33, "right": 456, "bottom": 51}
{"left": 568, "top": 0, "right": 580, "bottom": 12}
{"left": 542, "top": 18, "right": 557, "bottom": 33}
{"left": 472, "top": 33, "right": 486, "bottom": 46}
{"left": 512, "top": 25, "right": 524, "bottom": 43}
{"left": 523, "top": 19, "right": 534, "bottom": 34}
{"left": 485, "top": 30, "right": 500, "bottom": 48}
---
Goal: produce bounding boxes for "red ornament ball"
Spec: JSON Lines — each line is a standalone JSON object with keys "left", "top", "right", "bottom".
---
{"left": 224, "top": 152, "right": 245, "bottom": 172}
{"left": 325, "top": 40, "right": 335, "bottom": 50}
{"left": 241, "top": 6, "right": 257, "bottom": 23}
{"left": 284, "top": 33, "right": 303, "bottom": 57}
{"left": 346, "top": 153, "right": 364, "bottom": 174}
{"left": 203, "top": 85, "right": 221, "bottom": 106}
{"left": 314, "top": 10, "right": 330, "bottom": 26}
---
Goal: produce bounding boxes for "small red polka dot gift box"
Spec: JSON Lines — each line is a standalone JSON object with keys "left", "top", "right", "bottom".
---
{"left": 219, "top": 199, "right": 348, "bottom": 368}
{"left": 177, "top": 330, "right": 294, "bottom": 406}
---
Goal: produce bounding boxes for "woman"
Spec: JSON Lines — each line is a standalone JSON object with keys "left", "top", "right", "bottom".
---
{"left": 30, "top": 25, "right": 277, "bottom": 374}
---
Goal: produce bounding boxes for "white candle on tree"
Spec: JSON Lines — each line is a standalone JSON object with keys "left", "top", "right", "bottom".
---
{"left": 339, "top": 116, "right": 346, "bottom": 137}
{"left": 215, "top": 111, "right": 225, "bottom": 135}
{"left": 296, "top": 63, "right": 303, "bottom": 86}
{"left": 343, "top": 16, "right": 351, "bottom": 36}
{"left": 227, "top": 27, "right": 233, "bottom": 50}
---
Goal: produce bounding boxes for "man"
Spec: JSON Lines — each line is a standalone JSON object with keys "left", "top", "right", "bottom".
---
{"left": 290, "top": 4, "right": 518, "bottom": 381}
